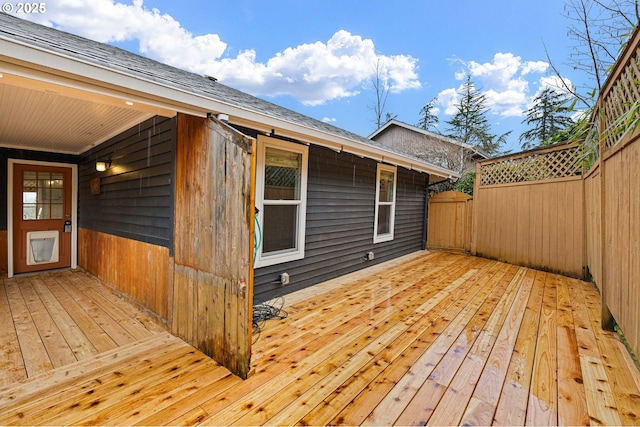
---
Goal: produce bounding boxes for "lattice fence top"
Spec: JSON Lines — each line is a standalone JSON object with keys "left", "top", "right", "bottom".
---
{"left": 601, "top": 45, "right": 640, "bottom": 151}
{"left": 480, "top": 145, "right": 582, "bottom": 186}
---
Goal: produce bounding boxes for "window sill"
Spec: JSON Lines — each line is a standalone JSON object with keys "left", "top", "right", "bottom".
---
{"left": 254, "top": 251, "right": 304, "bottom": 268}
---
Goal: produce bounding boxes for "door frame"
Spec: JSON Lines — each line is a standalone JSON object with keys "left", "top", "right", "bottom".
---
{"left": 7, "top": 159, "right": 78, "bottom": 277}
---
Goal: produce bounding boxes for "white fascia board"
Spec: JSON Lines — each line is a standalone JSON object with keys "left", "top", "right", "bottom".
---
{"left": 341, "top": 145, "right": 383, "bottom": 161}
{"left": 229, "top": 116, "right": 344, "bottom": 152}
{"left": 232, "top": 114, "right": 458, "bottom": 179}
{"left": 341, "top": 142, "right": 457, "bottom": 178}
{"left": 367, "top": 120, "right": 394, "bottom": 138}
{"left": 230, "top": 113, "right": 457, "bottom": 178}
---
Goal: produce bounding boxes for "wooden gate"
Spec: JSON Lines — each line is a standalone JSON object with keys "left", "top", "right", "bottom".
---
{"left": 427, "top": 191, "right": 473, "bottom": 252}
{"left": 172, "top": 114, "right": 255, "bottom": 379}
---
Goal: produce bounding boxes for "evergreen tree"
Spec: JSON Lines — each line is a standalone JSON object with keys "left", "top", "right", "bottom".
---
{"left": 445, "top": 76, "right": 507, "bottom": 156}
{"left": 519, "top": 87, "right": 575, "bottom": 150}
{"left": 417, "top": 97, "right": 439, "bottom": 132}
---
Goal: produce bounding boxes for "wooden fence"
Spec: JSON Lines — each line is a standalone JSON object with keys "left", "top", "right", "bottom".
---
{"left": 425, "top": 23, "right": 640, "bottom": 364}
{"left": 591, "top": 26, "right": 640, "bottom": 354}
{"left": 427, "top": 191, "right": 472, "bottom": 252}
{"left": 471, "top": 143, "right": 585, "bottom": 278}
{"left": 466, "top": 26, "right": 640, "bottom": 358}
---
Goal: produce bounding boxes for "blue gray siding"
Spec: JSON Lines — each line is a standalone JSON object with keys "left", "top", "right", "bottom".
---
{"left": 254, "top": 144, "right": 428, "bottom": 302}
{"left": 78, "top": 116, "right": 176, "bottom": 251}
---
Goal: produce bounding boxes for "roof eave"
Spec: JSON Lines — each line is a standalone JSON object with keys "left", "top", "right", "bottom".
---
{"left": 0, "top": 35, "right": 457, "bottom": 179}
{"left": 230, "top": 115, "right": 458, "bottom": 179}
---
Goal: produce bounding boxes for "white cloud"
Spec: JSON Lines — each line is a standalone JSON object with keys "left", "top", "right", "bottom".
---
{"left": 27, "top": 0, "right": 228, "bottom": 63}
{"left": 522, "top": 61, "right": 549, "bottom": 75}
{"left": 538, "top": 75, "right": 575, "bottom": 96}
{"left": 203, "top": 30, "right": 421, "bottom": 106}
{"left": 22, "top": 0, "right": 421, "bottom": 106}
{"left": 322, "top": 117, "right": 337, "bottom": 123}
{"left": 437, "top": 88, "right": 460, "bottom": 115}
{"left": 438, "top": 52, "right": 554, "bottom": 118}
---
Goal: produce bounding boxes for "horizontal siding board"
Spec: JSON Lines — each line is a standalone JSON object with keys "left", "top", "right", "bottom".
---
{"left": 97, "top": 227, "right": 170, "bottom": 243}
{"left": 76, "top": 196, "right": 172, "bottom": 209}
{"left": 305, "top": 228, "right": 370, "bottom": 244}
{"left": 254, "top": 145, "right": 427, "bottom": 302}
{"left": 81, "top": 210, "right": 174, "bottom": 227}
{"left": 92, "top": 184, "right": 173, "bottom": 199}
{"left": 78, "top": 116, "right": 175, "bottom": 252}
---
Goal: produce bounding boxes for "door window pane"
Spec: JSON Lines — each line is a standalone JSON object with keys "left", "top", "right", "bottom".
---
{"left": 22, "top": 171, "right": 65, "bottom": 220}
{"left": 51, "top": 204, "right": 64, "bottom": 219}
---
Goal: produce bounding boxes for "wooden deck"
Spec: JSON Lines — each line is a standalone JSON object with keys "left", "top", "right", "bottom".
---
{"left": 1, "top": 251, "right": 639, "bottom": 426}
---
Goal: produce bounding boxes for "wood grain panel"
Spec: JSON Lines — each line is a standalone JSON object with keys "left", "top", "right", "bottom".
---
{"left": 173, "top": 114, "right": 254, "bottom": 379}
{"left": 78, "top": 227, "right": 173, "bottom": 323}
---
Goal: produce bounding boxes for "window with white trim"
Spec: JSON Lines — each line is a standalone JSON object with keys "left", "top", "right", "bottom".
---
{"left": 374, "top": 164, "right": 397, "bottom": 243}
{"left": 255, "top": 136, "right": 308, "bottom": 267}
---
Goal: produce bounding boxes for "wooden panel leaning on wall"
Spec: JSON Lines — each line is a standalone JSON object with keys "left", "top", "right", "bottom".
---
{"left": 173, "top": 113, "right": 255, "bottom": 379}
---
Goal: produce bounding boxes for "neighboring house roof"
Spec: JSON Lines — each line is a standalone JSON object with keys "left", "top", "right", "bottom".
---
{"left": 369, "top": 119, "right": 490, "bottom": 161}
{"left": 0, "top": 13, "right": 458, "bottom": 180}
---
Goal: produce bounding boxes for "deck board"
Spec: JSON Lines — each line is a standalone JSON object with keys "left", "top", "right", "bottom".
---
{"left": 5, "top": 280, "right": 54, "bottom": 377}
{"left": 526, "top": 272, "right": 558, "bottom": 425}
{"left": 0, "top": 283, "right": 24, "bottom": 386}
{"left": 0, "top": 252, "right": 639, "bottom": 426}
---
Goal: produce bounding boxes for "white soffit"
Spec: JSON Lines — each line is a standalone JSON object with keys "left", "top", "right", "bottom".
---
{"left": 0, "top": 79, "right": 153, "bottom": 154}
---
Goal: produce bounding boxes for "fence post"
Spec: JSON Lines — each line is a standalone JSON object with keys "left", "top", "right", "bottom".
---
{"left": 598, "top": 97, "right": 615, "bottom": 331}
{"left": 470, "top": 161, "right": 481, "bottom": 255}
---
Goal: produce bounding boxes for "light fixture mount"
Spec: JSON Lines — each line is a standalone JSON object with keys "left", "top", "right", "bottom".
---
{"left": 95, "top": 160, "right": 111, "bottom": 172}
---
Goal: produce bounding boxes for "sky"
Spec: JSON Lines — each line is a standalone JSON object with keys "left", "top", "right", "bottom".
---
{"left": 14, "top": 0, "right": 590, "bottom": 154}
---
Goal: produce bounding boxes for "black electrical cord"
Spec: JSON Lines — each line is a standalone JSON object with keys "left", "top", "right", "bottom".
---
{"left": 252, "top": 296, "right": 288, "bottom": 342}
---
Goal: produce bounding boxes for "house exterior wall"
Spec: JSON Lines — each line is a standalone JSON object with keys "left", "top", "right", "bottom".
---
{"left": 254, "top": 144, "right": 429, "bottom": 302}
{"left": 77, "top": 116, "right": 176, "bottom": 324}
{"left": 78, "top": 116, "right": 176, "bottom": 251}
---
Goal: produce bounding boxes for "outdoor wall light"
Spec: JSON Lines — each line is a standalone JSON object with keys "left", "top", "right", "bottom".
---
{"left": 95, "top": 160, "right": 111, "bottom": 172}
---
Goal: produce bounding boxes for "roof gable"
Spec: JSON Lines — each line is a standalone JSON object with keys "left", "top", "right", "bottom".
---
{"left": 370, "top": 119, "right": 489, "bottom": 159}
